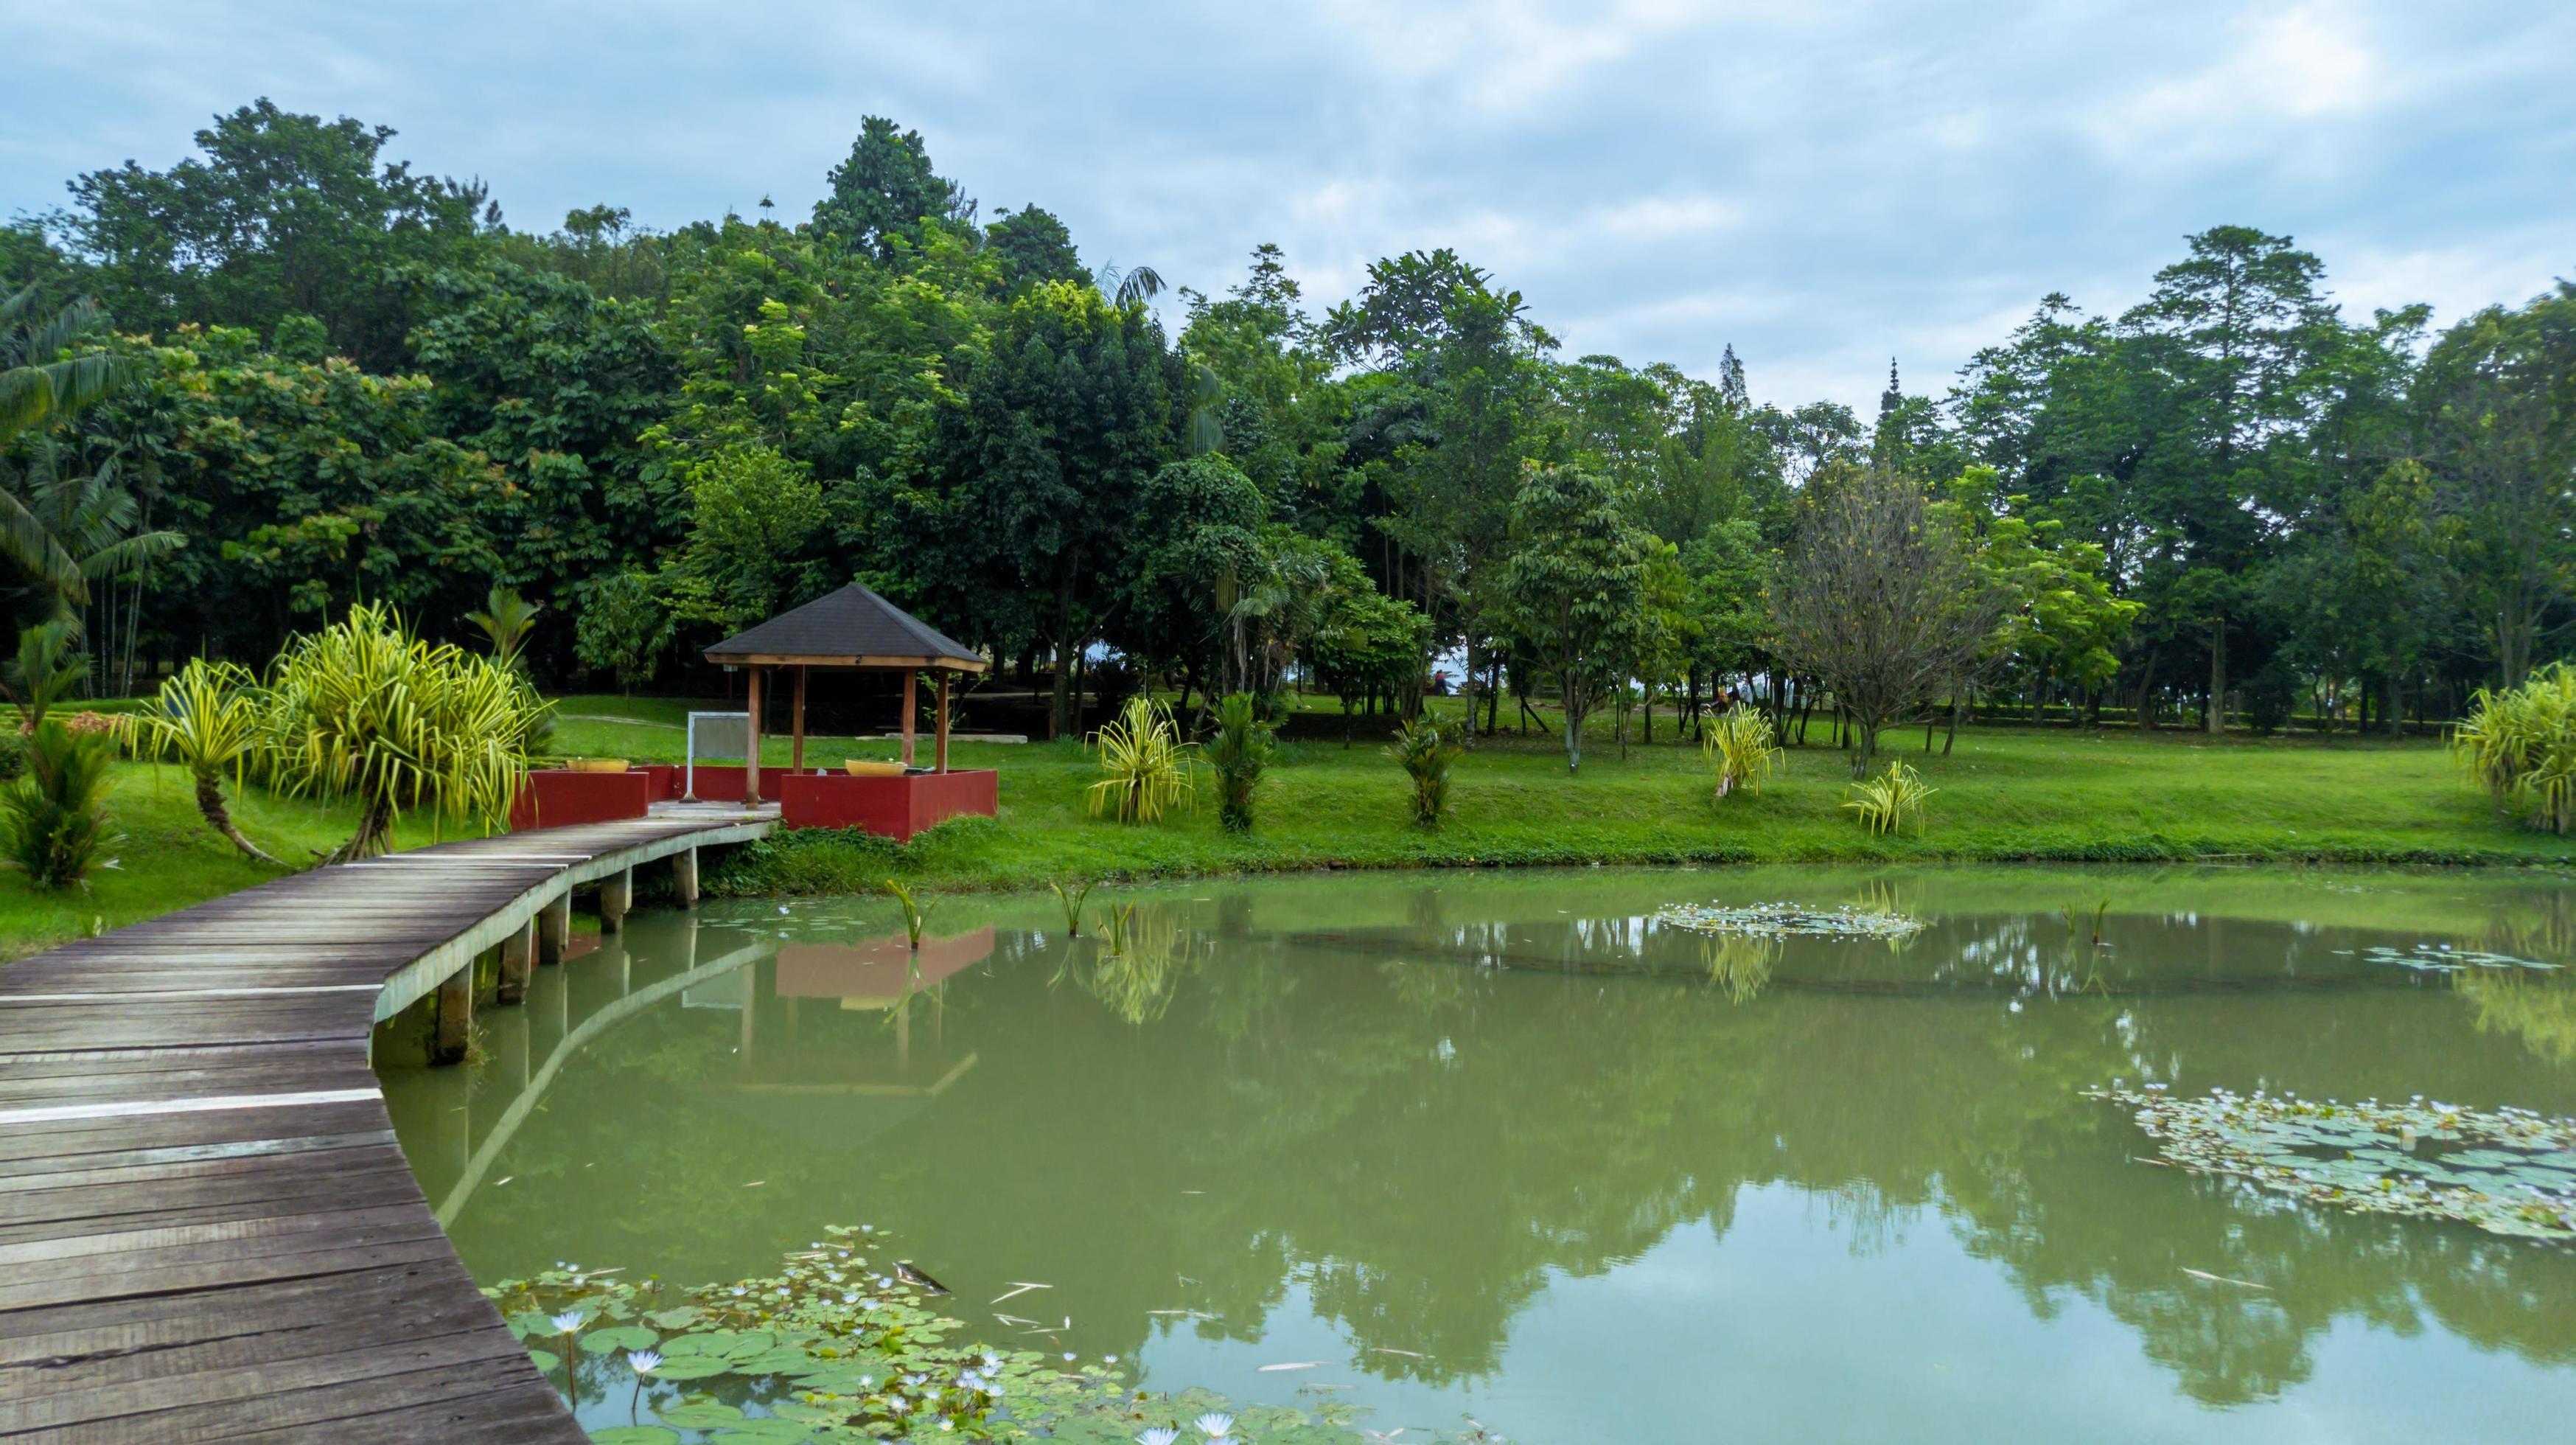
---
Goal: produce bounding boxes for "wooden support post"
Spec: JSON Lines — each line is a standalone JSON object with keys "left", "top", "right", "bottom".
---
{"left": 672, "top": 845, "right": 699, "bottom": 906}
{"left": 792, "top": 665, "right": 807, "bottom": 773}
{"left": 599, "top": 866, "right": 633, "bottom": 934}
{"left": 497, "top": 916, "right": 535, "bottom": 1003}
{"left": 745, "top": 664, "right": 766, "bottom": 805}
{"left": 433, "top": 964, "right": 472, "bottom": 1065}
{"left": 935, "top": 672, "right": 950, "bottom": 773}
{"left": 901, "top": 669, "right": 917, "bottom": 767}
{"left": 538, "top": 891, "right": 571, "bottom": 964}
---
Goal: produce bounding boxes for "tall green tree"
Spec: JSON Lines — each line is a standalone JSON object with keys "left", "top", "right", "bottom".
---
{"left": 1501, "top": 464, "right": 1655, "bottom": 773}
{"left": 56, "top": 100, "right": 492, "bottom": 369}
{"left": 811, "top": 116, "right": 971, "bottom": 262}
{"left": 2418, "top": 282, "right": 2576, "bottom": 686}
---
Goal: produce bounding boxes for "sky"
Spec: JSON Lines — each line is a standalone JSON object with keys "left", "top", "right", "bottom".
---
{"left": 6, "top": 0, "right": 2572, "bottom": 413}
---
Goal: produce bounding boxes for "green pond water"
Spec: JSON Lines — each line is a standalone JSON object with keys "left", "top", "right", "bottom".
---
{"left": 381, "top": 866, "right": 2576, "bottom": 1441}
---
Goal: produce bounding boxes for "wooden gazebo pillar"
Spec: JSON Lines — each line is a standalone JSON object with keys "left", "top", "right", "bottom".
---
{"left": 901, "top": 670, "right": 917, "bottom": 767}
{"left": 935, "top": 673, "right": 951, "bottom": 773}
{"left": 744, "top": 665, "right": 765, "bottom": 806}
{"left": 792, "top": 665, "right": 808, "bottom": 773}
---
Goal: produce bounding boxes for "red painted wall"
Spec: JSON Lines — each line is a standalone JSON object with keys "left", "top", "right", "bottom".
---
{"left": 681, "top": 764, "right": 806, "bottom": 802}
{"left": 509, "top": 770, "right": 653, "bottom": 830}
{"left": 779, "top": 769, "right": 999, "bottom": 840}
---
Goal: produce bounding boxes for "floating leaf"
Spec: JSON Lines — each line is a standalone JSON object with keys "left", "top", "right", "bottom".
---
{"left": 525, "top": 1347, "right": 560, "bottom": 1373}
{"left": 1654, "top": 900, "right": 1924, "bottom": 940}
{"left": 578, "top": 1325, "right": 659, "bottom": 1354}
{"left": 587, "top": 1430, "right": 679, "bottom": 1445}
{"left": 657, "top": 1401, "right": 746, "bottom": 1428}
{"left": 646, "top": 1354, "right": 731, "bottom": 1380}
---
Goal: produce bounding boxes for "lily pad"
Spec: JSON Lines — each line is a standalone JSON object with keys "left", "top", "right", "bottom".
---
{"left": 587, "top": 1430, "right": 679, "bottom": 1445}
{"left": 646, "top": 1354, "right": 732, "bottom": 1380}
{"left": 657, "top": 1401, "right": 746, "bottom": 1428}
{"left": 2090, "top": 1084, "right": 2576, "bottom": 1242}
{"left": 578, "top": 1325, "right": 659, "bottom": 1354}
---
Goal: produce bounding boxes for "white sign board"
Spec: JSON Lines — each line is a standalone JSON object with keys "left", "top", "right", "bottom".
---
{"left": 683, "top": 711, "right": 751, "bottom": 801}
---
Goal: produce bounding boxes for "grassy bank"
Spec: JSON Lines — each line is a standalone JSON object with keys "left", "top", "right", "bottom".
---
{"left": 544, "top": 691, "right": 2571, "bottom": 897}
{"left": 2, "top": 692, "right": 2557, "bottom": 961}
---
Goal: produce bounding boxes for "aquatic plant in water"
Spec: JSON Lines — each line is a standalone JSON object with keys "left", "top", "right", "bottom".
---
{"left": 2087, "top": 1084, "right": 2576, "bottom": 1242}
{"left": 484, "top": 1225, "right": 1493, "bottom": 1443}
{"left": 1653, "top": 899, "right": 1927, "bottom": 941}
{"left": 2342, "top": 941, "right": 2561, "bottom": 975}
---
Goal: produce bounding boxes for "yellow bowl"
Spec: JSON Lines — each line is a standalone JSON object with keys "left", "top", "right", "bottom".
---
{"left": 567, "top": 758, "right": 629, "bottom": 773}
{"left": 842, "top": 760, "right": 907, "bottom": 778}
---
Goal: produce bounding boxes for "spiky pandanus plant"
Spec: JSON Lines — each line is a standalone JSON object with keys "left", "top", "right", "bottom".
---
{"left": 1702, "top": 703, "right": 1780, "bottom": 801}
{"left": 1086, "top": 695, "right": 1195, "bottom": 824}
{"left": 118, "top": 658, "right": 279, "bottom": 863}
{"left": 262, "top": 604, "right": 551, "bottom": 863}
{"left": 2452, "top": 663, "right": 2576, "bottom": 834}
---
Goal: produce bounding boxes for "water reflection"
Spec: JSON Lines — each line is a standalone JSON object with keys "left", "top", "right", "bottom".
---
{"left": 384, "top": 868, "right": 2576, "bottom": 1442}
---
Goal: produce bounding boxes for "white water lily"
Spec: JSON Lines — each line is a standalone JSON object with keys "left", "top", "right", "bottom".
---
{"left": 1194, "top": 1413, "right": 1235, "bottom": 1439}
{"left": 550, "top": 1311, "right": 585, "bottom": 1333}
{"left": 1138, "top": 1430, "right": 1181, "bottom": 1445}
{"left": 628, "top": 1350, "right": 663, "bottom": 1375}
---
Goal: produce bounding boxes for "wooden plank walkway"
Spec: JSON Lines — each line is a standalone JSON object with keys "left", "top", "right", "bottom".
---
{"left": 0, "top": 811, "right": 772, "bottom": 1441}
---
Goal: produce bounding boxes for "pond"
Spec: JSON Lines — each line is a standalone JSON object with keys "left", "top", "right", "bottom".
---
{"left": 382, "top": 866, "right": 2576, "bottom": 1442}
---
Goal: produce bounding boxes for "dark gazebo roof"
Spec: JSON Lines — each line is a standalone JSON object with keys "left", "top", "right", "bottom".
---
{"left": 704, "top": 583, "right": 985, "bottom": 672}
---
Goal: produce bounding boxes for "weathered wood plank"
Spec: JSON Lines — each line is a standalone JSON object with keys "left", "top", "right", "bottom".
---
{"left": 0, "top": 811, "right": 769, "bottom": 1441}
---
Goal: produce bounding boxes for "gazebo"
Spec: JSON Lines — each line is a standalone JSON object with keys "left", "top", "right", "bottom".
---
{"left": 704, "top": 583, "right": 988, "bottom": 807}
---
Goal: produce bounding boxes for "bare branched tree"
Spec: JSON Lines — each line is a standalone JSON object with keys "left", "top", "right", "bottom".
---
{"left": 1770, "top": 464, "right": 2003, "bottom": 776}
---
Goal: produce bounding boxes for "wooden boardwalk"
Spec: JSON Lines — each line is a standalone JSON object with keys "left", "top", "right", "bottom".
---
{"left": 0, "top": 811, "right": 772, "bottom": 1441}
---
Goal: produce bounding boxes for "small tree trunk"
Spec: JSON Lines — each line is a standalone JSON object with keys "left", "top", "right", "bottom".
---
{"left": 2205, "top": 621, "right": 2226, "bottom": 736}
{"left": 1562, "top": 677, "right": 1582, "bottom": 773}
{"left": 324, "top": 797, "right": 398, "bottom": 866}
{"left": 194, "top": 771, "right": 282, "bottom": 866}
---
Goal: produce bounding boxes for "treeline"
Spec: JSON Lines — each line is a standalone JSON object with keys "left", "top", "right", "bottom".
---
{"left": 3, "top": 100, "right": 2571, "bottom": 742}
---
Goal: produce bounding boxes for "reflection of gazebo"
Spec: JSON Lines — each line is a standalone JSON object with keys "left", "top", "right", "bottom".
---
{"left": 705, "top": 583, "right": 988, "bottom": 805}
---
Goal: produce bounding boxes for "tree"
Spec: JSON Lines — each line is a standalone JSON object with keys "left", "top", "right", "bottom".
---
{"left": 1770, "top": 465, "right": 2003, "bottom": 776}
{"left": 930, "top": 280, "right": 1184, "bottom": 737}
{"left": 574, "top": 570, "right": 671, "bottom": 692}
{"left": 1306, "top": 552, "right": 1429, "bottom": 745}
{"left": 1334, "top": 251, "right": 1552, "bottom": 731}
{"left": 985, "top": 206, "right": 1086, "bottom": 290}
{"left": 56, "top": 100, "right": 492, "bottom": 369}
{"left": 1501, "top": 464, "right": 1655, "bottom": 773}
{"left": 2418, "top": 282, "right": 2576, "bottom": 686}
{"left": 464, "top": 585, "right": 542, "bottom": 669}
{"left": 1118, "top": 454, "right": 1266, "bottom": 700}
{"left": 119, "top": 658, "right": 278, "bottom": 862}
{"left": 663, "top": 444, "right": 828, "bottom": 632}
{"left": 2119, "top": 226, "right": 2336, "bottom": 733}
{"left": 262, "top": 602, "right": 550, "bottom": 860}
{"left": 1, "top": 286, "right": 128, "bottom": 448}
{"left": 811, "top": 117, "right": 970, "bottom": 262}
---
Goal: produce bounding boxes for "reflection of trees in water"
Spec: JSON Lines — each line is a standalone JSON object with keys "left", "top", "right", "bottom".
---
{"left": 2457, "top": 969, "right": 2576, "bottom": 1066}
{"left": 417, "top": 905, "right": 2576, "bottom": 1417}
{"left": 1700, "top": 934, "right": 1778, "bottom": 1003}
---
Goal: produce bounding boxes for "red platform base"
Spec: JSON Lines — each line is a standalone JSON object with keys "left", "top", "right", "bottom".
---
{"left": 680, "top": 765, "right": 805, "bottom": 803}
{"left": 779, "top": 769, "right": 998, "bottom": 840}
{"left": 509, "top": 770, "right": 652, "bottom": 830}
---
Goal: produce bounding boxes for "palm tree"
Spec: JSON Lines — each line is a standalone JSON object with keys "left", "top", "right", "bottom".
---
{"left": 0, "top": 438, "right": 185, "bottom": 677}
{"left": 0, "top": 286, "right": 128, "bottom": 449}
{"left": 1095, "top": 262, "right": 1166, "bottom": 308}
{"left": 465, "top": 585, "right": 544, "bottom": 669}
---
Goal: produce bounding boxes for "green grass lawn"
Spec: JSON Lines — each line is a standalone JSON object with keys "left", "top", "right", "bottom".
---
{"left": 1, "top": 692, "right": 2560, "bottom": 962}
{"left": 537, "top": 692, "right": 2576, "bottom": 894}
